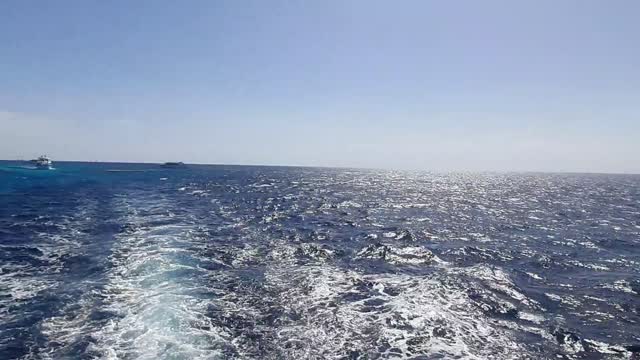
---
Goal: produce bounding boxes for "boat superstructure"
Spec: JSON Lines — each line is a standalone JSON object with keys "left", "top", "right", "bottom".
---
{"left": 31, "top": 155, "right": 53, "bottom": 169}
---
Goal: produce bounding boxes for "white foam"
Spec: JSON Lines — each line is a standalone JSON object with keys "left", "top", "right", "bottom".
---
{"left": 600, "top": 279, "right": 637, "bottom": 295}
{"left": 525, "top": 272, "right": 543, "bottom": 280}
{"left": 265, "top": 264, "right": 528, "bottom": 359}
{"left": 40, "top": 195, "right": 230, "bottom": 359}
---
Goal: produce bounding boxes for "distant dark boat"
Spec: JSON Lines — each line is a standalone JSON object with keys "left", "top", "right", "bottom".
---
{"left": 161, "top": 162, "right": 186, "bottom": 168}
{"left": 106, "top": 169, "right": 148, "bottom": 173}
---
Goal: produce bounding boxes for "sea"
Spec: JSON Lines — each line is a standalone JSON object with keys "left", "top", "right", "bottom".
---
{"left": 0, "top": 161, "right": 639, "bottom": 359}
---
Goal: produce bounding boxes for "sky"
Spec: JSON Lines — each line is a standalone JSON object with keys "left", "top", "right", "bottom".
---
{"left": 1, "top": 0, "right": 639, "bottom": 173}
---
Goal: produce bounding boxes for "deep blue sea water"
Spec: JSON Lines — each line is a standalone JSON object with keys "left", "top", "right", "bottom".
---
{"left": 1, "top": 161, "right": 639, "bottom": 359}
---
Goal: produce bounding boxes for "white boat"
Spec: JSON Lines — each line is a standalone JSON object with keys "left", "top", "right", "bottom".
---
{"left": 31, "top": 155, "right": 53, "bottom": 169}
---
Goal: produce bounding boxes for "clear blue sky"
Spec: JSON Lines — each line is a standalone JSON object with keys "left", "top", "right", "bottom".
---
{"left": 1, "top": 0, "right": 638, "bottom": 172}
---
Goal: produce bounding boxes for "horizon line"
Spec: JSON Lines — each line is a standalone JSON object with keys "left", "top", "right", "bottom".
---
{"left": 1, "top": 158, "right": 638, "bottom": 176}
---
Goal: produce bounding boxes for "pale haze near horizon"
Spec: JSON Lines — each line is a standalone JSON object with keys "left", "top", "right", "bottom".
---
{"left": 1, "top": 1, "right": 638, "bottom": 173}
